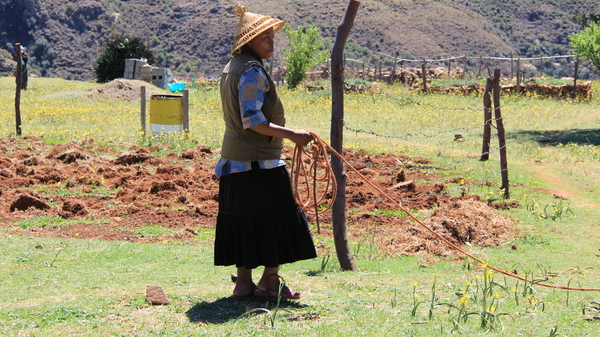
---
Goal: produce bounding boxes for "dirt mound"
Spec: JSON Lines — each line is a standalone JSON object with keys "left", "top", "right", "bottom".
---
{"left": 88, "top": 79, "right": 169, "bottom": 102}
{"left": 0, "top": 137, "right": 520, "bottom": 255}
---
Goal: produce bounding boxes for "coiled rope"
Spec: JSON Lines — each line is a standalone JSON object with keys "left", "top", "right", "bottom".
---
{"left": 291, "top": 131, "right": 600, "bottom": 292}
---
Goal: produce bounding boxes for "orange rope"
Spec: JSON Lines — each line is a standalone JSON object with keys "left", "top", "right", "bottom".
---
{"left": 291, "top": 132, "right": 600, "bottom": 292}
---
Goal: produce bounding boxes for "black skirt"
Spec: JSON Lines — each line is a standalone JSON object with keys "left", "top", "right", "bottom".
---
{"left": 214, "top": 163, "right": 317, "bottom": 269}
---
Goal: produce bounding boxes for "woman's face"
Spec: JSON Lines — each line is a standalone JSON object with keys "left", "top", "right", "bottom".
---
{"left": 247, "top": 27, "right": 275, "bottom": 60}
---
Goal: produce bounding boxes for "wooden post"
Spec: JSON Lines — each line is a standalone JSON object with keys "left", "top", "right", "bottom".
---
{"left": 421, "top": 62, "right": 428, "bottom": 93}
{"left": 478, "top": 55, "right": 483, "bottom": 78}
{"left": 510, "top": 53, "right": 514, "bottom": 79}
{"left": 539, "top": 56, "right": 543, "bottom": 78}
{"left": 14, "top": 43, "right": 22, "bottom": 136}
{"left": 362, "top": 61, "right": 365, "bottom": 80}
{"left": 493, "top": 68, "right": 509, "bottom": 199}
{"left": 330, "top": 0, "right": 360, "bottom": 272}
{"left": 447, "top": 58, "right": 451, "bottom": 77}
{"left": 516, "top": 58, "right": 521, "bottom": 94}
{"left": 480, "top": 77, "right": 493, "bottom": 161}
{"left": 378, "top": 60, "right": 382, "bottom": 80}
{"left": 140, "top": 86, "right": 146, "bottom": 137}
{"left": 463, "top": 53, "right": 467, "bottom": 78}
{"left": 572, "top": 60, "right": 579, "bottom": 99}
{"left": 183, "top": 89, "right": 189, "bottom": 135}
{"left": 391, "top": 57, "right": 397, "bottom": 83}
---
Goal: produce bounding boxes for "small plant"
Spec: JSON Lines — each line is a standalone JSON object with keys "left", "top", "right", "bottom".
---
{"left": 441, "top": 265, "right": 511, "bottom": 333}
{"left": 526, "top": 198, "right": 575, "bottom": 221}
{"left": 410, "top": 278, "right": 441, "bottom": 320}
{"left": 237, "top": 279, "right": 285, "bottom": 327}
{"left": 541, "top": 200, "right": 575, "bottom": 220}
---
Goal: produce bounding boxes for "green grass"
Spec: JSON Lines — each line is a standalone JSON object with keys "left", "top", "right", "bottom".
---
{"left": 2, "top": 77, "right": 600, "bottom": 335}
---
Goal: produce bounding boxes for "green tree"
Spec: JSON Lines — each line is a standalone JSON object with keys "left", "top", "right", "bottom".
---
{"left": 569, "top": 22, "right": 600, "bottom": 72}
{"left": 94, "top": 36, "right": 155, "bottom": 83}
{"left": 281, "top": 25, "right": 328, "bottom": 89}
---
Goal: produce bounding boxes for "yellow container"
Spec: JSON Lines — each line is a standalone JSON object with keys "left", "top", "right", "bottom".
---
{"left": 149, "top": 95, "right": 183, "bottom": 135}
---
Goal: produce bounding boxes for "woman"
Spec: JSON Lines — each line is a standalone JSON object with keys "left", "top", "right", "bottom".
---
{"left": 213, "top": 3, "right": 317, "bottom": 300}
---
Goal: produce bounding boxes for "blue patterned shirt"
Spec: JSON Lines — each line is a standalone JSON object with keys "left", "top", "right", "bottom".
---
{"left": 215, "top": 65, "right": 285, "bottom": 177}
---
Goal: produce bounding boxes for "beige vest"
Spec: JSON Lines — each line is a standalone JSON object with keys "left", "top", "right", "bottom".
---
{"left": 220, "top": 54, "right": 285, "bottom": 162}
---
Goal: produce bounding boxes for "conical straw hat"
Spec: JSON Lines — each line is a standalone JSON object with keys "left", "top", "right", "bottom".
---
{"left": 231, "top": 3, "right": 285, "bottom": 55}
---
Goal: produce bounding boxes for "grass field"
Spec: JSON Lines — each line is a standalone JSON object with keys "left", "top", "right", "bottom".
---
{"left": 1, "top": 77, "right": 600, "bottom": 336}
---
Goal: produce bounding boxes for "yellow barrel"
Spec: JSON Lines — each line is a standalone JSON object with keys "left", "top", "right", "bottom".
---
{"left": 149, "top": 95, "right": 183, "bottom": 135}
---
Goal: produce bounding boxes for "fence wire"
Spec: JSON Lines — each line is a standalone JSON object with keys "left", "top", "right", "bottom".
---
{"left": 334, "top": 82, "right": 509, "bottom": 204}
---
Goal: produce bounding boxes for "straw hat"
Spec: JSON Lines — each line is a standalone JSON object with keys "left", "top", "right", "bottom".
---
{"left": 231, "top": 3, "right": 285, "bottom": 55}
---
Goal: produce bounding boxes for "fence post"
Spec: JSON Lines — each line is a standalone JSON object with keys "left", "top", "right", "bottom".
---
{"left": 478, "top": 55, "right": 483, "bottom": 78}
{"left": 391, "top": 57, "right": 397, "bottom": 83}
{"left": 183, "top": 89, "right": 189, "bottom": 135}
{"left": 362, "top": 61, "right": 365, "bottom": 80}
{"left": 447, "top": 58, "right": 451, "bottom": 77}
{"left": 493, "top": 68, "right": 509, "bottom": 199}
{"left": 516, "top": 58, "right": 521, "bottom": 94}
{"left": 510, "top": 53, "right": 514, "bottom": 79}
{"left": 421, "top": 61, "right": 428, "bottom": 93}
{"left": 140, "top": 86, "right": 146, "bottom": 137}
{"left": 572, "top": 60, "right": 579, "bottom": 99}
{"left": 378, "top": 60, "right": 382, "bottom": 80}
{"left": 539, "top": 56, "right": 543, "bottom": 78}
{"left": 480, "top": 77, "right": 493, "bottom": 161}
{"left": 330, "top": 0, "right": 360, "bottom": 272}
{"left": 14, "top": 43, "right": 22, "bottom": 136}
{"left": 463, "top": 53, "right": 467, "bottom": 78}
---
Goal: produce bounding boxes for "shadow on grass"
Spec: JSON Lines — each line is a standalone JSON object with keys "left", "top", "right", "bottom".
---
{"left": 185, "top": 296, "right": 309, "bottom": 324}
{"left": 506, "top": 128, "right": 600, "bottom": 147}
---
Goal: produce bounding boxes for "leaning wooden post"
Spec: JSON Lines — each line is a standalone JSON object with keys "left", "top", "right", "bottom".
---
{"left": 572, "top": 60, "right": 579, "bottom": 99}
{"left": 14, "top": 43, "right": 22, "bottom": 136}
{"left": 493, "top": 68, "right": 509, "bottom": 199}
{"left": 140, "top": 86, "right": 147, "bottom": 137}
{"left": 421, "top": 61, "right": 428, "bottom": 93}
{"left": 182, "top": 89, "right": 189, "bottom": 136}
{"left": 330, "top": 0, "right": 360, "bottom": 272}
{"left": 480, "top": 77, "right": 493, "bottom": 161}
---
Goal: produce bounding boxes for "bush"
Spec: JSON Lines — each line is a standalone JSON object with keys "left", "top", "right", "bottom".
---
{"left": 93, "top": 36, "right": 155, "bottom": 83}
{"left": 281, "top": 25, "right": 328, "bottom": 89}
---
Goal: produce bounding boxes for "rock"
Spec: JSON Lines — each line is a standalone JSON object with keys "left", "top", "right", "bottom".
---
{"left": 146, "top": 286, "right": 170, "bottom": 305}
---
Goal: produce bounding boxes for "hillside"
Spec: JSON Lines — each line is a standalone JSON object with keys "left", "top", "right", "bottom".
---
{"left": 1, "top": 0, "right": 599, "bottom": 81}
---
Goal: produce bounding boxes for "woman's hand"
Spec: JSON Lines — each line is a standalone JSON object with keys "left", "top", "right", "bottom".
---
{"left": 249, "top": 122, "right": 313, "bottom": 147}
{"left": 288, "top": 129, "right": 313, "bottom": 147}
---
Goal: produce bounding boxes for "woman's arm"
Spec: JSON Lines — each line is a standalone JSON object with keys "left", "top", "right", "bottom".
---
{"left": 249, "top": 122, "right": 313, "bottom": 147}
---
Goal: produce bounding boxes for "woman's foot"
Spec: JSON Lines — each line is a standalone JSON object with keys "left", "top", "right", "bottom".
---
{"left": 232, "top": 282, "right": 256, "bottom": 299}
{"left": 255, "top": 273, "right": 301, "bottom": 300}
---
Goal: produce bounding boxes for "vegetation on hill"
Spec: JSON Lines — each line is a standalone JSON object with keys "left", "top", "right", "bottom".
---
{"left": 0, "top": 0, "right": 599, "bottom": 81}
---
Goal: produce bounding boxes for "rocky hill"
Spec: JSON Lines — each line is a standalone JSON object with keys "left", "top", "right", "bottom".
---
{"left": 1, "top": 0, "right": 599, "bottom": 81}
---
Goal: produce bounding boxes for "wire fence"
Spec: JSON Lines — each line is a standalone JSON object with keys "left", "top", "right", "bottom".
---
{"left": 336, "top": 74, "right": 513, "bottom": 205}
{"left": 331, "top": 52, "right": 599, "bottom": 83}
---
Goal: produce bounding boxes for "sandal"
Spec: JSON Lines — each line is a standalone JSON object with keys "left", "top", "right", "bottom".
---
{"left": 254, "top": 274, "right": 301, "bottom": 300}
